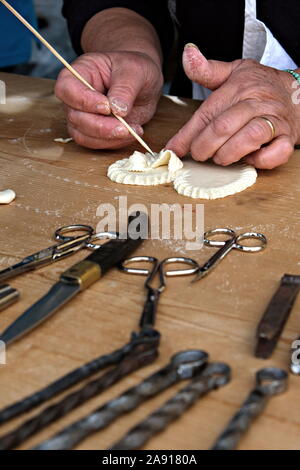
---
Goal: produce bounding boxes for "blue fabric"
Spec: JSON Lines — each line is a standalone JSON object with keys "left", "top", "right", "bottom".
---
{"left": 0, "top": 0, "right": 37, "bottom": 67}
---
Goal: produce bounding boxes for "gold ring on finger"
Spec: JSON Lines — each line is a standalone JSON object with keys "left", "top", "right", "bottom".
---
{"left": 260, "top": 116, "right": 276, "bottom": 140}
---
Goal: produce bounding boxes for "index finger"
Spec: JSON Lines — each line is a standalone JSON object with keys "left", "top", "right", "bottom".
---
{"left": 55, "top": 67, "right": 110, "bottom": 115}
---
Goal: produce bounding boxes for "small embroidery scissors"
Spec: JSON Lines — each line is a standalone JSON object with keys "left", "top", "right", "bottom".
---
{"left": 193, "top": 228, "right": 267, "bottom": 282}
{"left": 0, "top": 224, "right": 117, "bottom": 284}
{"left": 119, "top": 256, "right": 199, "bottom": 328}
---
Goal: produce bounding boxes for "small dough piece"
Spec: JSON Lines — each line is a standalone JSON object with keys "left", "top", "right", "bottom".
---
{"left": 54, "top": 137, "right": 73, "bottom": 144}
{"left": 151, "top": 149, "right": 175, "bottom": 168}
{"left": 122, "top": 151, "right": 152, "bottom": 172}
{"left": 0, "top": 189, "right": 16, "bottom": 204}
{"left": 168, "top": 152, "right": 183, "bottom": 174}
{"left": 107, "top": 149, "right": 183, "bottom": 185}
{"left": 173, "top": 159, "right": 257, "bottom": 199}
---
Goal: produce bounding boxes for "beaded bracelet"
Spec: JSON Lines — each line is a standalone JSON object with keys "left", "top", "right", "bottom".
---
{"left": 285, "top": 70, "right": 300, "bottom": 149}
{"left": 285, "top": 69, "right": 300, "bottom": 84}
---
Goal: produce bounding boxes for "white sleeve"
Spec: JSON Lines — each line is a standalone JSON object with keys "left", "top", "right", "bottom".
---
{"left": 243, "top": 0, "right": 297, "bottom": 69}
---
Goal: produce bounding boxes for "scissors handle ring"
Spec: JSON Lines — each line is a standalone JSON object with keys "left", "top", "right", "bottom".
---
{"left": 162, "top": 257, "right": 200, "bottom": 277}
{"left": 119, "top": 256, "right": 158, "bottom": 275}
{"left": 55, "top": 225, "right": 94, "bottom": 242}
{"left": 204, "top": 228, "right": 267, "bottom": 253}
{"left": 234, "top": 232, "right": 267, "bottom": 252}
{"left": 86, "top": 231, "right": 119, "bottom": 250}
{"left": 204, "top": 228, "right": 236, "bottom": 247}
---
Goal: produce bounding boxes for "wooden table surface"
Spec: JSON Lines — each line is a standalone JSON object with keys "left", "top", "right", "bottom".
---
{"left": 0, "top": 72, "right": 299, "bottom": 450}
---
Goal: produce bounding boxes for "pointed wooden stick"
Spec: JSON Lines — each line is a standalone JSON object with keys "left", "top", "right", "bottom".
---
{"left": 0, "top": 0, "right": 155, "bottom": 155}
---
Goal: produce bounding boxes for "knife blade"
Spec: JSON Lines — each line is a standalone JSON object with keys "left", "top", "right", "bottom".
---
{"left": 0, "top": 212, "right": 147, "bottom": 347}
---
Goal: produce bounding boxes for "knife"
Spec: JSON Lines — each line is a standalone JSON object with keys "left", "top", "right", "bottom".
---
{"left": 0, "top": 212, "right": 147, "bottom": 346}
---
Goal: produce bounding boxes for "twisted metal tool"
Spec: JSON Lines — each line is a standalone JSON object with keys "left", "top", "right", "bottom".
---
{"left": 0, "top": 332, "right": 150, "bottom": 426}
{"left": 33, "top": 350, "right": 209, "bottom": 450}
{"left": 211, "top": 367, "right": 288, "bottom": 450}
{"left": 109, "top": 362, "right": 231, "bottom": 450}
{"left": 0, "top": 329, "right": 160, "bottom": 450}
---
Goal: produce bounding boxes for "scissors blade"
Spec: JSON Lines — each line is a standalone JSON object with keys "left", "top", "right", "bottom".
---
{"left": 191, "top": 268, "right": 208, "bottom": 283}
{"left": 0, "top": 281, "right": 79, "bottom": 346}
{"left": 0, "top": 257, "right": 42, "bottom": 283}
{"left": 0, "top": 239, "right": 89, "bottom": 284}
{"left": 191, "top": 238, "right": 236, "bottom": 283}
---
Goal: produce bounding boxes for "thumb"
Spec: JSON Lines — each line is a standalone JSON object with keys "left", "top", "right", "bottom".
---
{"left": 107, "top": 65, "right": 144, "bottom": 118}
{"left": 183, "top": 43, "right": 240, "bottom": 90}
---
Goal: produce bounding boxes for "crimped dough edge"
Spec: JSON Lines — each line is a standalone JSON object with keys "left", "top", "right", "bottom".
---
{"left": 173, "top": 164, "right": 257, "bottom": 199}
{"left": 107, "top": 159, "right": 172, "bottom": 186}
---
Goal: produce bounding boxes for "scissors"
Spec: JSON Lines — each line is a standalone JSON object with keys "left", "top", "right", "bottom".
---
{"left": 193, "top": 228, "right": 267, "bottom": 282}
{"left": 119, "top": 256, "right": 199, "bottom": 328}
{"left": 0, "top": 224, "right": 117, "bottom": 284}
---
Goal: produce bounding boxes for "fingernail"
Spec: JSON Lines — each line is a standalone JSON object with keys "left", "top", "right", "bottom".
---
{"left": 112, "top": 125, "right": 130, "bottom": 138}
{"left": 184, "top": 43, "right": 199, "bottom": 50}
{"left": 110, "top": 98, "right": 128, "bottom": 116}
{"left": 96, "top": 102, "right": 110, "bottom": 114}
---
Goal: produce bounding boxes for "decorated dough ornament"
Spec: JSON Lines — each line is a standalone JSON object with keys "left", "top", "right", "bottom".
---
{"left": 107, "top": 149, "right": 183, "bottom": 185}
{"left": 107, "top": 150, "right": 257, "bottom": 199}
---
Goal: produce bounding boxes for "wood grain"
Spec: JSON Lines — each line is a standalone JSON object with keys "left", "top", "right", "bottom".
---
{"left": 0, "top": 72, "right": 299, "bottom": 450}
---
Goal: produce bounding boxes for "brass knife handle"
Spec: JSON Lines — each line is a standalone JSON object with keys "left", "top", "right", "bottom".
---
{"left": 60, "top": 213, "right": 147, "bottom": 290}
{"left": 61, "top": 261, "right": 101, "bottom": 290}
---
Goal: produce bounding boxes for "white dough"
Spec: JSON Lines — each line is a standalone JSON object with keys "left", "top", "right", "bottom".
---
{"left": 168, "top": 152, "right": 184, "bottom": 175}
{"left": 173, "top": 159, "right": 257, "bottom": 199}
{"left": 122, "top": 151, "right": 152, "bottom": 172}
{"left": 108, "top": 158, "right": 171, "bottom": 185}
{"left": 151, "top": 149, "right": 175, "bottom": 168}
{"left": 54, "top": 137, "right": 73, "bottom": 144}
{"left": 107, "top": 150, "right": 257, "bottom": 198}
{"left": 0, "top": 189, "right": 16, "bottom": 204}
{"left": 107, "top": 149, "right": 183, "bottom": 185}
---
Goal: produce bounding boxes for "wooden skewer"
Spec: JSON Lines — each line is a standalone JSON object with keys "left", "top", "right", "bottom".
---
{"left": 0, "top": 0, "right": 155, "bottom": 155}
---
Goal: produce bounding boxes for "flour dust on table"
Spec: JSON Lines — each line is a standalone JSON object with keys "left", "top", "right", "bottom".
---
{"left": 107, "top": 149, "right": 257, "bottom": 199}
{"left": 0, "top": 96, "right": 33, "bottom": 114}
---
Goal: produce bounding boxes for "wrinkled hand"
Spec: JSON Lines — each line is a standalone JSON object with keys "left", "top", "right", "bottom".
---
{"left": 55, "top": 51, "right": 163, "bottom": 149}
{"left": 167, "top": 44, "right": 300, "bottom": 169}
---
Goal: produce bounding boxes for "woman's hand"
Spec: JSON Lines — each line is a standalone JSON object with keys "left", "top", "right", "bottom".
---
{"left": 167, "top": 44, "right": 300, "bottom": 169}
{"left": 55, "top": 51, "right": 163, "bottom": 149}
